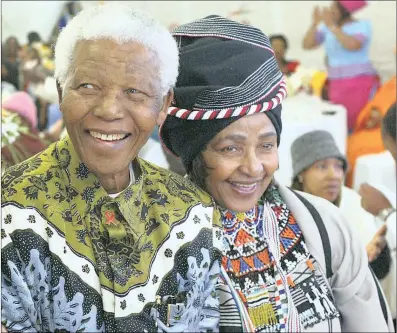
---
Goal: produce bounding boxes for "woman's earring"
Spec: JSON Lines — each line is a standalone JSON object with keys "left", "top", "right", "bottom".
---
{"left": 298, "top": 175, "right": 303, "bottom": 183}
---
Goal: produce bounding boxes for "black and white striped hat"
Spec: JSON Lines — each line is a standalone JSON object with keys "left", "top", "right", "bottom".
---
{"left": 160, "top": 15, "right": 286, "bottom": 172}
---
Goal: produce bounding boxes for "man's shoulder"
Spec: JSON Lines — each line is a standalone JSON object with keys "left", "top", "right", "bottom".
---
{"left": 139, "top": 158, "right": 213, "bottom": 205}
{"left": 2, "top": 142, "right": 60, "bottom": 205}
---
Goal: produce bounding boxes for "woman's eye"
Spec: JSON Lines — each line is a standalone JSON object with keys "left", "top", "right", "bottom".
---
{"left": 262, "top": 143, "right": 274, "bottom": 150}
{"left": 220, "top": 146, "right": 238, "bottom": 153}
{"left": 335, "top": 162, "right": 344, "bottom": 170}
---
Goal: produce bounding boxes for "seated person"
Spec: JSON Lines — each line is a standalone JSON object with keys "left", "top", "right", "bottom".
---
{"left": 359, "top": 103, "right": 396, "bottom": 328}
{"left": 346, "top": 75, "right": 396, "bottom": 187}
{"left": 1, "top": 91, "right": 48, "bottom": 170}
{"left": 269, "top": 34, "right": 300, "bottom": 76}
{"left": 290, "top": 130, "right": 391, "bottom": 281}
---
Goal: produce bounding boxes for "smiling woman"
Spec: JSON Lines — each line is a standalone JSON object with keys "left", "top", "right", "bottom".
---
{"left": 160, "top": 15, "right": 394, "bottom": 332}
{"left": 195, "top": 114, "right": 279, "bottom": 213}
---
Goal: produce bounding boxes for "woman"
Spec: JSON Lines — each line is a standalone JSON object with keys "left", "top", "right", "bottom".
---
{"left": 346, "top": 74, "right": 396, "bottom": 186}
{"left": 290, "top": 130, "right": 391, "bottom": 280}
{"left": 270, "top": 34, "right": 300, "bottom": 76}
{"left": 160, "top": 15, "right": 393, "bottom": 332}
{"left": 1, "top": 36, "right": 21, "bottom": 90}
{"left": 302, "top": 1, "right": 379, "bottom": 132}
{"left": 1, "top": 91, "right": 48, "bottom": 170}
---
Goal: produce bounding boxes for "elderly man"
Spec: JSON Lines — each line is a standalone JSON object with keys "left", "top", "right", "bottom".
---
{"left": 1, "top": 4, "right": 220, "bottom": 332}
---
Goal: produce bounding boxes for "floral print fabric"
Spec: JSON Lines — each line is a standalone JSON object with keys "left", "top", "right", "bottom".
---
{"left": 1, "top": 136, "right": 223, "bottom": 332}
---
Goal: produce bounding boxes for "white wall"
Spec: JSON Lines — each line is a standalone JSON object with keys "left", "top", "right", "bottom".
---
{"left": 2, "top": 1, "right": 396, "bottom": 81}
{"left": 2, "top": 1, "right": 67, "bottom": 44}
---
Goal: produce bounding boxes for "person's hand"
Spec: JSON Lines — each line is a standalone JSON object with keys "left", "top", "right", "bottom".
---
{"left": 359, "top": 183, "right": 392, "bottom": 216}
{"left": 366, "top": 223, "right": 388, "bottom": 262}
{"left": 1, "top": 324, "right": 7, "bottom": 333}
{"left": 322, "top": 7, "right": 335, "bottom": 28}
{"left": 312, "top": 6, "right": 323, "bottom": 26}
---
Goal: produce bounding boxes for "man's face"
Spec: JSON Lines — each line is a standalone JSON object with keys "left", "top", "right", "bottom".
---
{"left": 59, "top": 39, "right": 172, "bottom": 178}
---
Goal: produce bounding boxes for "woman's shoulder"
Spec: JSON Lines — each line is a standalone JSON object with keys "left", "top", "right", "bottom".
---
{"left": 277, "top": 184, "right": 362, "bottom": 254}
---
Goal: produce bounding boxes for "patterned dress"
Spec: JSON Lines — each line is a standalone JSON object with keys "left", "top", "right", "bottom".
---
{"left": 1, "top": 136, "right": 223, "bottom": 332}
{"left": 219, "top": 185, "right": 340, "bottom": 332}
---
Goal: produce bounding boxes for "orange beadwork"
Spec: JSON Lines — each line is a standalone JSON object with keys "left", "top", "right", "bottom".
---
{"left": 306, "top": 258, "right": 315, "bottom": 272}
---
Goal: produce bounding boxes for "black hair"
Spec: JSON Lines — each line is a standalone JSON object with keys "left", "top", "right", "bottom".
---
{"left": 27, "top": 31, "right": 42, "bottom": 45}
{"left": 269, "top": 34, "right": 289, "bottom": 50}
{"left": 336, "top": 1, "right": 352, "bottom": 23}
{"left": 3, "top": 36, "right": 21, "bottom": 55}
{"left": 66, "top": 2, "right": 78, "bottom": 15}
{"left": 382, "top": 103, "right": 396, "bottom": 141}
{"left": 189, "top": 152, "right": 211, "bottom": 191}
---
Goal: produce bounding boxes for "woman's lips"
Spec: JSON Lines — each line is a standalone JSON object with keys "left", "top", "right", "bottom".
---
{"left": 229, "top": 181, "right": 258, "bottom": 195}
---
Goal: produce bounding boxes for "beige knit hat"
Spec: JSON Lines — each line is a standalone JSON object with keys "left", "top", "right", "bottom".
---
{"left": 291, "top": 130, "right": 348, "bottom": 180}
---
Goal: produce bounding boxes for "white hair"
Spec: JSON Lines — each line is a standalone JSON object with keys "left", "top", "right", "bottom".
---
{"left": 54, "top": 3, "right": 179, "bottom": 95}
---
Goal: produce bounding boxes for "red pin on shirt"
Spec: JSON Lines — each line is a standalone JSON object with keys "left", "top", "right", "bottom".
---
{"left": 104, "top": 210, "right": 118, "bottom": 226}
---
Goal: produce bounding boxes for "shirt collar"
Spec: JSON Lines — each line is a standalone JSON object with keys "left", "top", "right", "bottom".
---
{"left": 55, "top": 135, "right": 146, "bottom": 224}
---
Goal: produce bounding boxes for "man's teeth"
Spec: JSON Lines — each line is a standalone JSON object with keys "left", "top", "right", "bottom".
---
{"left": 89, "top": 131, "right": 127, "bottom": 141}
{"left": 232, "top": 182, "right": 256, "bottom": 188}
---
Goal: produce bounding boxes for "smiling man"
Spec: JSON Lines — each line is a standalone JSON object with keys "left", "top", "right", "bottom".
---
{"left": 1, "top": 4, "right": 221, "bottom": 332}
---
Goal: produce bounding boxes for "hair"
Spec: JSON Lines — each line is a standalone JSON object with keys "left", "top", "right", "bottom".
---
{"left": 291, "top": 175, "right": 342, "bottom": 206}
{"left": 382, "top": 103, "right": 396, "bottom": 140}
{"left": 27, "top": 31, "right": 42, "bottom": 45}
{"left": 189, "top": 152, "right": 211, "bottom": 191}
{"left": 54, "top": 3, "right": 179, "bottom": 96}
{"left": 269, "top": 34, "right": 289, "bottom": 50}
{"left": 4, "top": 36, "right": 21, "bottom": 56}
{"left": 335, "top": 1, "right": 352, "bottom": 24}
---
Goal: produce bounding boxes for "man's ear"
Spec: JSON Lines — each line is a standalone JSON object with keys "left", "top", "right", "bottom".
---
{"left": 157, "top": 88, "right": 174, "bottom": 126}
{"left": 56, "top": 80, "right": 63, "bottom": 106}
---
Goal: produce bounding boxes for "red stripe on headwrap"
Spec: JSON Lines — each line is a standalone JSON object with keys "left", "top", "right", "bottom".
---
{"left": 224, "top": 109, "right": 234, "bottom": 118}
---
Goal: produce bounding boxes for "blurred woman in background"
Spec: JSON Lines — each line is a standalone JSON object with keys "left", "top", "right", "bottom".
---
{"left": 290, "top": 130, "right": 391, "bottom": 281}
{"left": 303, "top": 0, "right": 379, "bottom": 133}
{"left": 346, "top": 50, "right": 396, "bottom": 186}
{"left": 1, "top": 36, "right": 21, "bottom": 90}
{"left": 270, "top": 34, "right": 300, "bottom": 76}
{"left": 1, "top": 91, "right": 48, "bottom": 170}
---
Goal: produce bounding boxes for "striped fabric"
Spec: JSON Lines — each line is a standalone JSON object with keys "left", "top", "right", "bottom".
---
{"left": 167, "top": 81, "right": 287, "bottom": 120}
{"left": 327, "top": 62, "right": 377, "bottom": 80}
{"left": 167, "top": 15, "right": 286, "bottom": 120}
{"left": 173, "top": 15, "right": 273, "bottom": 50}
{"left": 263, "top": 202, "right": 302, "bottom": 332}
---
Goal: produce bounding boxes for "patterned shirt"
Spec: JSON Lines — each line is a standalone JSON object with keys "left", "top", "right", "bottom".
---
{"left": 219, "top": 186, "right": 340, "bottom": 332}
{"left": 1, "top": 136, "right": 223, "bottom": 332}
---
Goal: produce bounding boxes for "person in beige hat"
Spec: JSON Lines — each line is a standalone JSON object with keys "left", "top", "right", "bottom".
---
{"left": 290, "top": 130, "right": 392, "bottom": 293}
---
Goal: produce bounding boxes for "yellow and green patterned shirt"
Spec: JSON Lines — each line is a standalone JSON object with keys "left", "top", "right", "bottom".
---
{"left": 1, "top": 136, "right": 222, "bottom": 332}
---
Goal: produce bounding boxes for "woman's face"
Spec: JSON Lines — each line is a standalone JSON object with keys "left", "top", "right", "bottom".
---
{"left": 330, "top": 1, "right": 342, "bottom": 22}
{"left": 300, "top": 158, "right": 345, "bottom": 203}
{"left": 201, "top": 113, "right": 279, "bottom": 212}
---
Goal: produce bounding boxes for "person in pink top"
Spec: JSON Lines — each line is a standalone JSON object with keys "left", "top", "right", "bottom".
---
{"left": 303, "top": 0, "right": 379, "bottom": 133}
